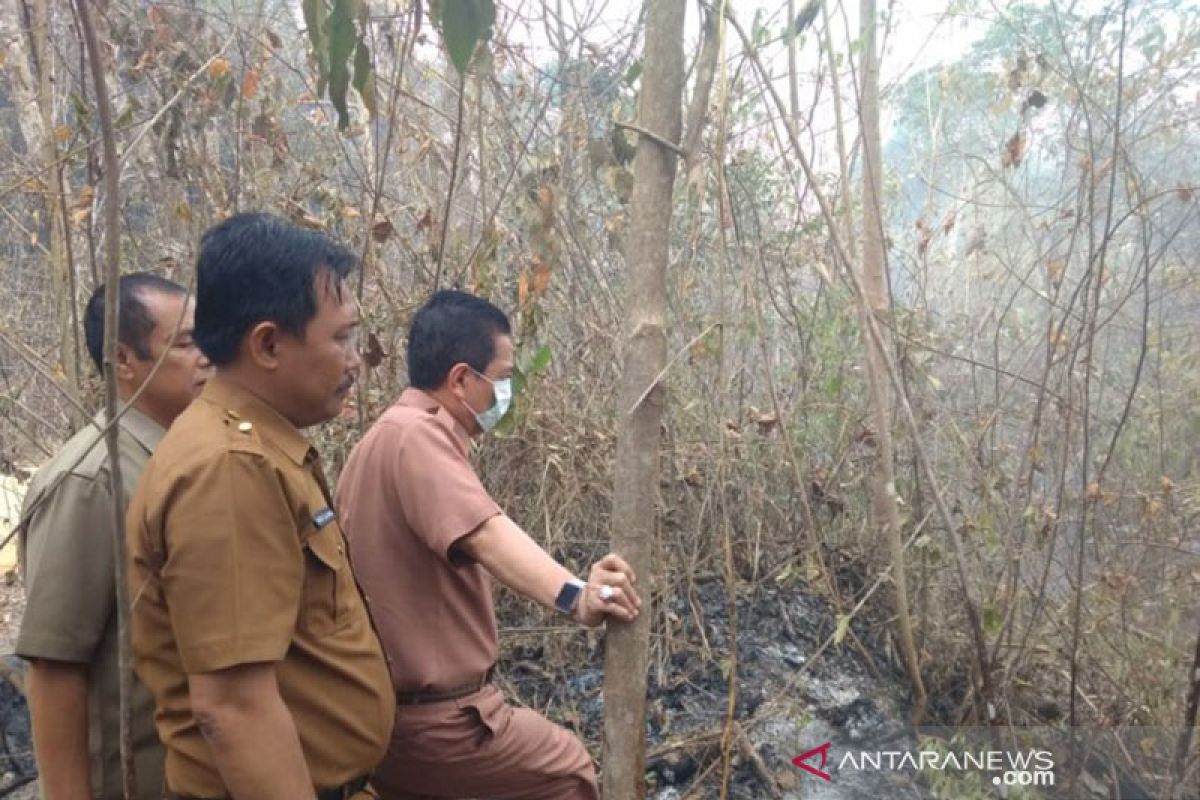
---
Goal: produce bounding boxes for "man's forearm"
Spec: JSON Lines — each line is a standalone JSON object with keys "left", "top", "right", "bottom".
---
{"left": 26, "top": 658, "right": 92, "bottom": 800}
{"left": 190, "top": 665, "right": 316, "bottom": 800}
{"left": 458, "top": 514, "right": 574, "bottom": 609}
{"left": 458, "top": 514, "right": 641, "bottom": 626}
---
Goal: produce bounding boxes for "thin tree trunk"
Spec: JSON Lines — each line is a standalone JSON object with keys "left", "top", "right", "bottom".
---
{"left": 1169, "top": 617, "right": 1200, "bottom": 799}
{"left": 602, "top": 1, "right": 685, "bottom": 797}
{"left": 76, "top": 2, "right": 136, "bottom": 798}
{"left": 822, "top": 0, "right": 853, "bottom": 259}
{"left": 8, "top": 0, "right": 81, "bottom": 419}
{"left": 30, "top": 0, "right": 80, "bottom": 410}
{"left": 858, "top": 0, "right": 926, "bottom": 722}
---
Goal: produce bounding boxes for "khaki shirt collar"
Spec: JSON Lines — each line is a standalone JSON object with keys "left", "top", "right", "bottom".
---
{"left": 397, "top": 387, "right": 472, "bottom": 454}
{"left": 203, "top": 373, "right": 315, "bottom": 465}
{"left": 118, "top": 405, "right": 166, "bottom": 454}
{"left": 82, "top": 405, "right": 164, "bottom": 456}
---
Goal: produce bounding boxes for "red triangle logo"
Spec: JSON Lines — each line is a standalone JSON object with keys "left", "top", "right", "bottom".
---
{"left": 792, "top": 741, "right": 833, "bottom": 781}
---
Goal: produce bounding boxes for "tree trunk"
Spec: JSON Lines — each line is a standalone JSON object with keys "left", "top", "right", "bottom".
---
{"left": 1169, "top": 616, "right": 1200, "bottom": 799}
{"left": 30, "top": 0, "right": 79, "bottom": 408}
{"left": 76, "top": 1, "right": 136, "bottom": 797}
{"left": 7, "top": 0, "right": 82, "bottom": 419}
{"left": 601, "top": 1, "right": 685, "bottom": 797}
{"left": 858, "top": 0, "right": 926, "bottom": 721}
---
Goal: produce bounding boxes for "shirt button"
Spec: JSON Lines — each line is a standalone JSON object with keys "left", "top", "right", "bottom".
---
{"left": 238, "top": 421, "right": 253, "bottom": 432}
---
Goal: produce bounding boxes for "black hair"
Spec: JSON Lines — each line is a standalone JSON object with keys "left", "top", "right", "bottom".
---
{"left": 84, "top": 273, "right": 188, "bottom": 373}
{"left": 407, "top": 290, "right": 512, "bottom": 389}
{"left": 194, "top": 212, "right": 357, "bottom": 365}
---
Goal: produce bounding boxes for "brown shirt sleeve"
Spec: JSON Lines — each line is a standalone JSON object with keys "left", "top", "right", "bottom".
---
{"left": 16, "top": 474, "right": 116, "bottom": 662}
{"left": 159, "top": 448, "right": 304, "bottom": 674}
{"left": 390, "top": 416, "right": 501, "bottom": 563}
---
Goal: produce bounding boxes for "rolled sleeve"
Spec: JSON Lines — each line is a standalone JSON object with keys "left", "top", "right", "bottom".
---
{"left": 393, "top": 417, "right": 501, "bottom": 562}
{"left": 16, "top": 474, "right": 116, "bottom": 663}
{"left": 160, "top": 449, "right": 304, "bottom": 674}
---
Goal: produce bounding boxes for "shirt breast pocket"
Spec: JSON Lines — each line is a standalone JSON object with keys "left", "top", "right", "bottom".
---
{"left": 301, "top": 522, "right": 353, "bottom": 634}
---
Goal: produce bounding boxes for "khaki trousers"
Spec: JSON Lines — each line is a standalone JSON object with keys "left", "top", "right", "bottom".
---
{"left": 373, "top": 684, "right": 598, "bottom": 800}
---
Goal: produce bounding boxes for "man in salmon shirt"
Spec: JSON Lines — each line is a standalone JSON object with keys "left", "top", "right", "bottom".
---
{"left": 337, "top": 289, "right": 640, "bottom": 799}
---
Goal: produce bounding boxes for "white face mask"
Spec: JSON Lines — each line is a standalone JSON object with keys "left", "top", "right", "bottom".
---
{"left": 464, "top": 368, "right": 512, "bottom": 432}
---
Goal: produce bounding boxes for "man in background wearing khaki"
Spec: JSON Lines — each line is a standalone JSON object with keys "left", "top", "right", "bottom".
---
{"left": 126, "top": 212, "right": 394, "bottom": 799}
{"left": 337, "top": 290, "right": 640, "bottom": 800}
{"left": 17, "top": 273, "right": 210, "bottom": 799}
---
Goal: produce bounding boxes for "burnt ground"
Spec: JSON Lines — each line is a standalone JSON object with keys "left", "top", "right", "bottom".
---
{"left": 0, "top": 656, "right": 34, "bottom": 798}
{"left": 0, "top": 577, "right": 33, "bottom": 798}
{"left": 499, "top": 578, "right": 934, "bottom": 800}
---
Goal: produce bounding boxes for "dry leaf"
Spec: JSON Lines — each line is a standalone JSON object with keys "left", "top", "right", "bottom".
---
{"left": 415, "top": 208, "right": 433, "bottom": 233}
{"left": 1002, "top": 131, "right": 1025, "bottom": 168}
{"left": 53, "top": 125, "right": 72, "bottom": 143}
{"left": 241, "top": 69, "right": 259, "bottom": 99}
{"left": 1085, "top": 482, "right": 1101, "bottom": 500}
{"left": 208, "top": 58, "right": 231, "bottom": 80}
{"left": 1046, "top": 260, "right": 1065, "bottom": 287}
{"left": 362, "top": 332, "right": 386, "bottom": 368}
{"left": 72, "top": 185, "right": 94, "bottom": 210}
{"left": 371, "top": 218, "right": 395, "bottom": 243}
{"left": 942, "top": 209, "right": 957, "bottom": 235}
{"left": 517, "top": 270, "right": 530, "bottom": 308}
{"left": 530, "top": 255, "right": 551, "bottom": 295}
{"left": 751, "top": 410, "right": 778, "bottom": 434}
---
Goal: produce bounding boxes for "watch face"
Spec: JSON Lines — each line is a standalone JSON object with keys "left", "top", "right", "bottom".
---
{"left": 555, "top": 580, "right": 583, "bottom": 613}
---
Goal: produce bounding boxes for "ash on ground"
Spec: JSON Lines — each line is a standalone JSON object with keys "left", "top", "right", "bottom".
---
{"left": 501, "top": 579, "right": 933, "bottom": 800}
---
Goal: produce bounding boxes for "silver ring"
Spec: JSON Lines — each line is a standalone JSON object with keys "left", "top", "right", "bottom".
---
{"left": 599, "top": 585, "right": 616, "bottom": 601}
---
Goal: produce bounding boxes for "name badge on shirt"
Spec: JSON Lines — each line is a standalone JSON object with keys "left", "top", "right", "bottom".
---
{"left": 313, "top": 507, "right": 336, "bottom": 529}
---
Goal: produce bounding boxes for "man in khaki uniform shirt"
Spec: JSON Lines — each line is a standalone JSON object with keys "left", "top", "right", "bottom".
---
{"left": 17, "top": 273, "right": 210, "bottom": 799}
{"left": 126, "top": 213, "right": 394, "bottom": 799}
{"left": 337, "top": 290, "right": 641, "bottom": 800}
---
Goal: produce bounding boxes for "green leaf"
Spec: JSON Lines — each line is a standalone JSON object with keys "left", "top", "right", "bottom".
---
{"left": 510, "top": 366, "right": 527, "bottom": 398}
{"left": 623, "top": 60, "right": 642, "bottom": 85}
{"left": 303, "top": 0, "right": 330, "bottom": 98}
{"left": 441, "top": 0, "right": 496, "bottom": 74}
{"left": 834, "top": 613, "right": 851, "bottom": 646}
{"left": 983, "top": 605, "right": 1002, "bottom": 637}
{"left": 751, "top": 9, "right": 768, "bottom": 46}
{"left": 69, "top": 91, "right": 91, "bottom": 126}
{"left": 115, "top": 104, "right": 135, "bottom": 129}
{"left": 353, "top": 40, "right": 376, "bottom": 119}
{"left": 326, "top": 0, "right": 357, "bottom": 129}
{"left": 529, "top": 344, "right": 552, "bottom": 373}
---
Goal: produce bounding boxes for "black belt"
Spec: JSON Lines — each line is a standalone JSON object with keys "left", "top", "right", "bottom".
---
{"left": 318, "top": 774, "right": 370, "bottom": 800}
{"left": 396, "top": 668, "right": 493, "bottom": 705}
{"left": 167, "top": 774, "right": 368, "bottom": 800}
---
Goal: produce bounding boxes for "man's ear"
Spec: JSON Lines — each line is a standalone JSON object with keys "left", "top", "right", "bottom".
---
{"left": 445, "top": 362, "right": 471, "bottom": 396}
{"left": 114, "top": 342, "right": 138, "bottom": 382}
{"left": 246, "top": 321, "right": 281, "bottom": 370}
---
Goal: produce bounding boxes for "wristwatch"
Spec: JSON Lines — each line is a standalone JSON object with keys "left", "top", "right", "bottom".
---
{"left": 554, "top": 578, "right": 586, "bottom": 614}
